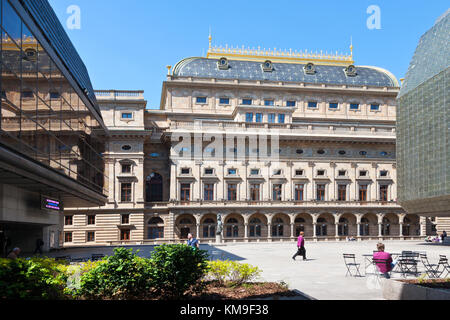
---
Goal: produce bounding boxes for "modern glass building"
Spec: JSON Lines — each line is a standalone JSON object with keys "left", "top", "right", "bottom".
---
{"left": 0, "top": 0, "right": 108, "bottom": 253}
{"left": 397, "top": 9, "right": 449, "bottom": 217}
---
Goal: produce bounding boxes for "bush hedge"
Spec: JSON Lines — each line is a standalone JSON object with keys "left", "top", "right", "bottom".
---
{"left": 149, "top": 244, "right": 209, "bottom": 299}
{"left": 207, "top": 260, "right": 261, "bottom": 286}
{"left": 0, "top": 258, "right": 68, "bottom": 300}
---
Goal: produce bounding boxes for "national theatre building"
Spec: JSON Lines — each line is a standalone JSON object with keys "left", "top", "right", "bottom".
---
{"left": 63, "top": 40, "right": 436, "bottom": 247}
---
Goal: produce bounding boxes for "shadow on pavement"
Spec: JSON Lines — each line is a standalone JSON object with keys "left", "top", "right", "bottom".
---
{"left": 36, "top": 244, "right": 246, "bottom": 262}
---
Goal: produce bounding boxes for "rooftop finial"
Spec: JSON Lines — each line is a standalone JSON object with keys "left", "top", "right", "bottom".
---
{"left": 208, "top": 27, "right": 212, "bottom": 50}
{"left": 350, "top": 36, "right": 353, "bottom": 58}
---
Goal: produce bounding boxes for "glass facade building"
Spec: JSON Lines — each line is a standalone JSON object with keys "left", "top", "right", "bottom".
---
{"left": 397, "top": 10, "right": 449, "bottom": 216}
{"left": 0, "top": 0, "right": 108, "bottom": 253}
{"left": 0, "top": 0, "right": 108, "bottom": 197}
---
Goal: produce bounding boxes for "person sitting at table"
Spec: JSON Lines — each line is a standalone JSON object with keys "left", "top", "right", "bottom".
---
{"left": 373, "top": 243, "right": 395, "bottom": 278}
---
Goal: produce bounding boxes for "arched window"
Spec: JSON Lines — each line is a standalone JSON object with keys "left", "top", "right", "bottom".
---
{"left": 317, "top": 218, "right": 328, "bottom": 236}
{"left": 180, "top": 218, "right": 193, "bottom": 225}
{"left": 338, "top": 218, "right": 349, "bottom": 236}
{"left": 272, "top": 217, "right": 285, "bottom": 237}
{"left": 148, "top": 217, "right": 164, "bottom": 240}
{"left": 249, "top": 218, "right": 262, "bottom": 237}
{"left": 202, "top": 218, "right": 216, "bottom": 238}
{"left": 360, "top": 218, "right": 370, "bottom": 236}
{"left": 146, "top": 173, "right": 163, "bottom": 202}
{"left": 226, "top": 218, "right": 239, "bottom": 238}
{"left": 382, "top": 217, "right": 391, "bottom": 236}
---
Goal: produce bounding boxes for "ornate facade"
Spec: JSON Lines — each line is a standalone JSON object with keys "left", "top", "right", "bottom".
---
{"left": 63, "top": 42, "right": 436, "bottom": 247}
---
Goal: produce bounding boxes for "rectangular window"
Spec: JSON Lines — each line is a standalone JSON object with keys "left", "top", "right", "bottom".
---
{"left": 242, "top": 99, "right": 252, "bottom": 105}
{"left": 317, "top": 170, "right": 325, "bottom": 176}
{"left": 87, "top": 215, "right": 96, "bottom": 225}
{"left": 50, "top": 92, "right": 60, "bottom": 99}
{"left": 121, "top": 113, "right": 133, "bottom": 119}
{"left": 181, "top": 168, "right": 190, "bottom": 175}
{"left": 295, "top": 184, "right": 304, "bottom": 201}
{"left": 338, "top": 184, "right": 347, "bottom": 201}
{"left": 65, "top": 216, "right": 73, "bottom": 226}
{"left": 122, "top": 214, "right": 130, "bottom": 225}
{"left": 196, "top": 97, "right": 207, "bottom": 104}
{"left": 87, "top": 232, "right": 95, "bottom": 242}
{"left": 329, "top": 103, "right": 339, "bottom": 109}
{"left": 22, "top": 91, "right": 34, "bottom": 98}
{"left": 181, "top": 184, "right": 191, "bottom": 201}
{"left": 359, "top": 185, "right": 368, "bottom": 201}
{"left": 278, "top": 114, "right": 285, "bottom": 124}
{"left": 273, "top": 169, "right": 282, "bottom": 176}
{"left": 268, "top": 113, "right": 276, "bottom": 123}
{"left": 64, "top": 232, "right": 72, "bottom": 243}
{"left": 204, "top": 168, "right": 214, "bottom": 175}
{"left": 121, "top": 183, "right": 132, "bottom": 202}
{"left": 204, "top": 184, "right": 214, "bottom": 201}
{"left": 250, "top": 169, "right": 260, "bottom": 175}
{"left": 219, "top": 97, "right": 230, "bottom": 105}
{"left": 380, "top": 170, "right": 388, "bottom": 177}
{"left": 360, "top": 171, "right": 367, "bottom": 177}
{"left": 371, "top": 104, "right": 380, "bottom": 111}
{"left": 295, "top": 170, "right": 304, "bottom": 176}
{"left": 120, "top": 229, "right": 131, "bottom": 241}
{"left": 255, "top": 113, "right": 263, "bottom": 123}
{"left": 228, "top": 168, "right": 237, "bottom": 175}
{"left": 350, "top": 103, "right": 360, "bottom": 110}
{"left": 264, "top": 99, "right": 274, "bottom": 106}
{"left": 273, "top": 184, "right": 282, "bottom": 201}
{"left": 287, "top": 101, "right": 296, "bottom": 107}
{"left": 245, "top": 113, "right": 254, "bottom": 123}
{"left": 228, "top": 184, "right": 237, "bottom": 201}
{"left": 308, "top": 101, "right": 318, "bottom": 109}
{"left": 380, "top": 185, "right": 388, "bottom": 201}
{"left": 122, "top": 164, "right": 131, "bottom": 173}
{"left": 250, "top": 184, "right": 260, "bottom": 201}
{"left": 316, "top": 184, "right": 326, "bottom": 201}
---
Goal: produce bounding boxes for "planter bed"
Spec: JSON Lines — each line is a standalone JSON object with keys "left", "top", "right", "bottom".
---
{"left": 382, "top": 279, "right": 450, "bottom": 300}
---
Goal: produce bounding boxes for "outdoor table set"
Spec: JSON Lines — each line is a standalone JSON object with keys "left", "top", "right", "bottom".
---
{"left": 344, "top": 252, "right": 450, "bottom": 279}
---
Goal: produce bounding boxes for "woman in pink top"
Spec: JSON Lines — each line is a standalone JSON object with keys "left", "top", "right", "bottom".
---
{"left": 373, "top": 243, "right": 393, "bottom": 278}
{"left": 292, "top": 232, "right": 307, "bottom": 261}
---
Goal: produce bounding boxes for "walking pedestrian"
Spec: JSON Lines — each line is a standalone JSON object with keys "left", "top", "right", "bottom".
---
{"left": 292, "top": 232, "right": 307, "bottom": 261}
{"left": 7, "top": 247, "right": 20, "bottom": 260}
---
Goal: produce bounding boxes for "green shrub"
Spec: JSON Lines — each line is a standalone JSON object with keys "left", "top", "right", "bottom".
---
{"left": 75, "top": 248, "right": 152, "bottom": 300}
{"left": 0, "top": 258, "right": 68, "bottom": 300}
{"left": 149, "top": 244, "right": 209, "bottom": 299}
{"left": 207, "top": 260, "right": 232, "bottom": 285}
{"left": 206, "top": 260, "right": 261, "bottom": 286}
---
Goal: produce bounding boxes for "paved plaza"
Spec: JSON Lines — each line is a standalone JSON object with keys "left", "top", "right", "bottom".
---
{"left": 41, "top": 241, "right": 450, "bottom": 300}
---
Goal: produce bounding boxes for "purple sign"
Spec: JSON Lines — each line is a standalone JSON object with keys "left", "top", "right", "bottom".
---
{"left": 41, "top": 197, "right": 62, "bottom": 211}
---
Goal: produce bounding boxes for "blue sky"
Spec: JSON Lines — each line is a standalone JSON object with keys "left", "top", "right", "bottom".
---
{"left": 48, "top": 0, "right": 449, "bottom": 109}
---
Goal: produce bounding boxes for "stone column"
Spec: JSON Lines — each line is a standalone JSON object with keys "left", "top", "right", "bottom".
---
{"left": 196, "top": 223, "right": 200, "bottom": 240}
{"left": 378, "top": 223, "right": 383, "bottom": 238}
{"left": 267, "top": 223, "right": 272, "bottom": 242}
{"left": 420, "top": 217, "right": 426, "bottom": 237}
{"left": 399, "top": 223, "right": 403, "bottom": 238}
{"left": 313, "top": 223, "right": 317, "bottom": 239}
{"left": 290, "top": 223, "right": 295, "bottom": 239}
{"left": 335, "top": 223, "right": 339, "bottom": 239}
{"left": 244, "top": 223, "right": 248, "bottom": 242}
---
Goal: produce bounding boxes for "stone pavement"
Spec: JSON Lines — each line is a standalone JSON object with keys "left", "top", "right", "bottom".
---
{"left": 39, "top": 240, "right": 450, "bottom": 300}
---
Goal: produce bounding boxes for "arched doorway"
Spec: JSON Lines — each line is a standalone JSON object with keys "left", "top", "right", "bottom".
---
{"left": 148, "top": 217, "right": 164, "bottom": 239}
{"left": 146, "top": 173, "right": 163, "bottom": 202}
{"left": 382, "top": 217, "right": 391, "bottom": 236}
{"left": 316, "top": 213, "right": 334, "bottom": 237}
{"left": 176, "top": 215, "right": 195, "bottom": 239}
{"left": 360, "top": 213, "right": 378, "bottom": 237}
{"left": 403, "top": 214, "right": 420, "bottom": 236}
{"left": 249, "top": 218, "right": 263, "bottom": 237}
